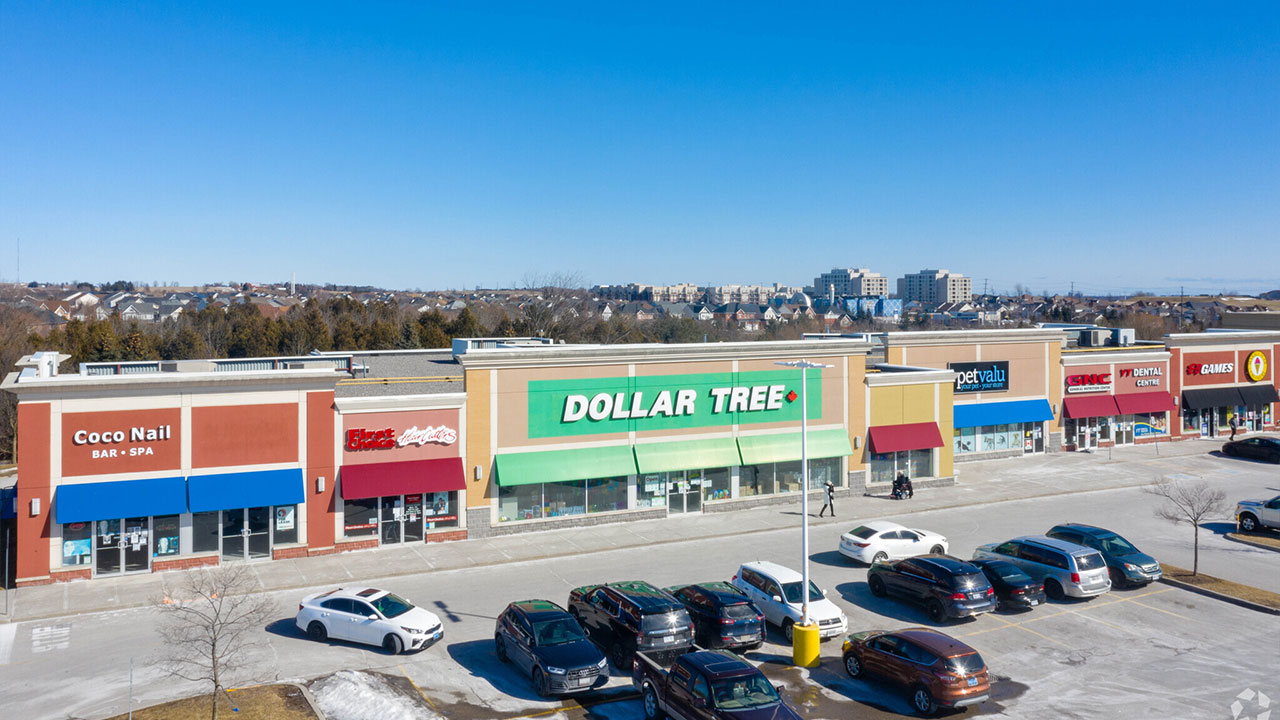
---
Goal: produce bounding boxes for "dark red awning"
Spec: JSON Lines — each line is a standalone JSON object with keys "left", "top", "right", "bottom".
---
{"left": 340, "top": 458, "right": 465, "bottom": 500}
{"left": 1114, "top": 392, "right": 1176, "bottom": 415}
{"left": 868, "top": 423, "right": 944, "bottom": 454}
{"left": 1062, "top": 395, "right": 1120, "bottom": 419}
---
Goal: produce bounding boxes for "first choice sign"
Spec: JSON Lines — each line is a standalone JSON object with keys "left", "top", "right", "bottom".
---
{"left": 346, "top": 425, "right": 458, "bottom": 451}
{"left": 528, "top": 369, "right": 823, "bottom": 439}
{"left": 949, "top": 361, "right": 1010, "bottom": 394}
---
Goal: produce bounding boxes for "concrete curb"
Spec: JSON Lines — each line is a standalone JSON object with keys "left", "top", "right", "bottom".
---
{"left": 1225, "top": 532, "right": 1280, "bottom": 554}
{"left": 292, "top": 682, "right": 327, "bottom": 720}
{"left": 1157, "top": 577, "right": 1280, "bottom": 616}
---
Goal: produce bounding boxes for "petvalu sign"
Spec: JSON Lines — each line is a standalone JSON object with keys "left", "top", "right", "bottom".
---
{"left": 949, "top": 361, "right": 1010, "bottom": 394}
{"left": 527, "top": 369, "right": 823, "bottom": 438}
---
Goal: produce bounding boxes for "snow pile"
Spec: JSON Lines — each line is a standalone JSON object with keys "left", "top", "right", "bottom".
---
{"left": 310, "top": 670, "right": 442, "bottom": 720}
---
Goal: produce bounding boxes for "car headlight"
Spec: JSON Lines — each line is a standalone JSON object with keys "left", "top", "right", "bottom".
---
{"left": 1123, "top": 563, "right": 1139, "bottom": 573}
{"left": 547, "top": 666, "right": 567, "bottom": 675}
{"left": 400, "top": 626, "right": 424, "bottom": 635}
{"left": 597, "top": 657, "right": 608, "bottom": 669}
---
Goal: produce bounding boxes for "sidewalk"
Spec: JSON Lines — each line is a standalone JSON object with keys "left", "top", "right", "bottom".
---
{"left": 0, "top": 436, "right": 1241, "bottom": 624}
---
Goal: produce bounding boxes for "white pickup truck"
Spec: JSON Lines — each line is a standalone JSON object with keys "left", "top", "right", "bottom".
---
{"left": 1236, "top": 495, "right": 1280, "bottom": 533}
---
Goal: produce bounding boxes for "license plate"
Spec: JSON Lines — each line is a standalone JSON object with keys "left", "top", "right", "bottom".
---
{"left": 576, "top": 677, "right": 591, "bottom": 687}
{"left": 432, "top": 631, "right": 441, "bottom": 640}
{"left": 663, "top": 635, "right": 674, "bottom": 643}
{"left": 1029, "top": 600, "right": 1039, "bottom": 606}
{"left": 967, "top": 677, "right": 978, "bottom": 687}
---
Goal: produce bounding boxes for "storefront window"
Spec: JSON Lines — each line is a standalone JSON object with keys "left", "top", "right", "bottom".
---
{"left": 588, "top": 477, "right": 627, "bottom": 513}
{"left": 343, "top": 497, "right": 379, "bottom": 537}
{"left": 636, "top": 473, "right": 667, "bottom": 508}
{"left": 153, "top": 515, "right": 181, "bottom": 557}
{"left": 61, "top": 522, "right": 92, "bottom": 566}
{"left": 704, "top": 468, "right": 731, "bottom": 501}
{"left": 980, "top": 428, "right": 995, "bottom": 451}
{"left": 1134, "top": 413, "right": 1167, "bottom": 437}
{"left": 776, "top": 461, "right": 803, "bottom": 493}
{"left": 739, "top": 465, "right": 774, "bottom": 497}
{"left": 909, "top": 449, "right": 933, "bottom": 479}
{"left": 870, "top": 453, "right": 895, "bottom": 485}
{"left": 544, "top": 480, "right": 586, "bottom": 517}
{"left": 499, "top": 484, "right": 544, "bottom": 522}
{"left": 807, "top": 457, "right": 841, "bottom": 489}
{"left": 423, "top": 491, "right": 459, "bottom": 529}
{"left": 273, "top": 505, "right": 298, "bottom": 545}
{"left": 955, "top": 427, "right": 976, "bottom": 454}
{"left": 193, "top": 511, "right": 220, "bottom": 553}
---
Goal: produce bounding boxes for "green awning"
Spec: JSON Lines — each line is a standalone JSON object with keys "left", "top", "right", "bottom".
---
{"left": 737, "top": 429, "right": 854, "bottom": 465}
{"left": 634, "top": 438, "right": 742, "bottom": 474}
{"left": 494, "top": 445, "right": 638, "bottom": 487}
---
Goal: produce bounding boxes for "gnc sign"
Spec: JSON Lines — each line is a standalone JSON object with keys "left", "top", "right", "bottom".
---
{"left": 1066, "top": 373, "right": 1112, "bottom": 394}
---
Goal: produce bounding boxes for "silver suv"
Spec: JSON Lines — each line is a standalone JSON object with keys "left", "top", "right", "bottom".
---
{"left": 972, "top": 536, "right": 1111, "bottom": 599}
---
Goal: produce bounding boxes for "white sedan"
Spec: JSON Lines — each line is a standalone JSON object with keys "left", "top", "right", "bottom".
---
{"left": 296, "top": 586, "right": 443, "bottom": 654}
{"left": 837, "top": 520, "right": 949, "bottom": 565}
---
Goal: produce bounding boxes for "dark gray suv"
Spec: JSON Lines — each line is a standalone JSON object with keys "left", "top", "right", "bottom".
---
{"left": 867, "top": 555, "right": 997, "bottom": 622}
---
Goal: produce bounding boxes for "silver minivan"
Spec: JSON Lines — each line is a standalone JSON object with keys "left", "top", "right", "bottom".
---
{"left": 972, "top": 536, "right": 1111, "bottom": 599}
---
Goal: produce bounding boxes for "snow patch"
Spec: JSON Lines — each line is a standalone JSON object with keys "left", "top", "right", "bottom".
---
{"left": 310, "top": 670, "right": 442, "bottom": 720}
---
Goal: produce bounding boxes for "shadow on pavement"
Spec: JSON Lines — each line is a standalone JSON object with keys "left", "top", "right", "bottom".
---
{"left": 836, "top": 580, "right": 967, "bottom": 629}
{"left": 265, "top": 617, "right": 303, "bottom": 639}
{"left": 447, "top": 638, "right": 547, "bottom": 703}
{"left": 810, "top": 549, "right": 854, "bottom": 568}
{"left": 1201, "top": 521, "right": 1239, "bottom": 537}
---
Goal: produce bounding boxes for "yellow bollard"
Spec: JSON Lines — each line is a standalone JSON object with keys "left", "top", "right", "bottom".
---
{"left": 791, "top": 622, "right": 820, "bottom": 668}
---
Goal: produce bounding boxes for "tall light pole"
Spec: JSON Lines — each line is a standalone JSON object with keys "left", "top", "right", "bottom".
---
{"left": 776, "top": 359, "right": 832, "bottom": 665}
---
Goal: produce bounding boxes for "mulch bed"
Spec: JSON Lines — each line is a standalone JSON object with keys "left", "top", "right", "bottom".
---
{"left": 104, "top": 684, "right": 317, "bottom": 720}
{"left": 1161, "top": 563, "right": 1280, "bottom": 611}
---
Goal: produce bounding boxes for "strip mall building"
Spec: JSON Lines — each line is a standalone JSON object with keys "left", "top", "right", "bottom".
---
{"left": 4, "top": 328, "right": 1277, "bottom": 585}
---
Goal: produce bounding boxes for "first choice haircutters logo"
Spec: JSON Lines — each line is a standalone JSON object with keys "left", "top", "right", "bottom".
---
{"left": 345, "top": 425, "right": 458, "bottom": 450}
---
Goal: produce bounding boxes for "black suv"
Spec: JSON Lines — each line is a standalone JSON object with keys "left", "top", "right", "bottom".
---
{"left": 666, "top": 582, "right": 765, "bottom": 651}
{"left": 568, "top": 581, "right": 694, "bottom": 667}
{"left": 495, "top": 599, "right": 608, "bottom": 697}
{"left": 867, "top": 555, "right": 997, "bottom": 623}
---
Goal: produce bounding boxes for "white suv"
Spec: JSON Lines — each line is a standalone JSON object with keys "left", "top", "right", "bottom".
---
{"left": 296, "top": 586, "right": 443, "bottom": 654}
{"left": 730, "top": 561, "right": 847, "bottom": 642}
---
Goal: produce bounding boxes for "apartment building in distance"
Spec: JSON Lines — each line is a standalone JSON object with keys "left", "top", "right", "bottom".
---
{"left": 811, "top": 268, "right": 890, "bottom": 299}
{"left": 897, "top": 269, "right": 972, "bottom": 305}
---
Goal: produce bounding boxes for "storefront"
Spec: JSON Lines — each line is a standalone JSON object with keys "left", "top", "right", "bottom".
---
{"left": 1166, "top": 333, "right": 1280, "bottom": 440}
{"left": 336, "top": 399, "right": 467, "bottom": 546}
{"left": 864, "top": 365, "right": 956, "bottom": 488}
{"left": 1060, "top": 350, "right": 1174, "bottom": 451}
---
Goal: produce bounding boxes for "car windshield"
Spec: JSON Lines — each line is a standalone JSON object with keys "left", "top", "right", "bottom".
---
{"left": 1075, "top": 552, "right": 1106, "bottom": 571}
{"left": 710, "top": 674, "right": 781, "bottom": 710}
{"left": 1096, "top": 533, "right": 1139, "bottom": 556}
{"left": 780, "top": 581, "right": 824, "bottom": 604}
{"left": 532, "top": 617, "right": 586, "bottom": 646}
{"left": 945, "top": 652, "right": 985, "bottom": 676}
{"left": 369, "top": 592, "right": 414, "bottom": 619}
{"left": 847, "top": 526, "right": 877, "bottom": 539}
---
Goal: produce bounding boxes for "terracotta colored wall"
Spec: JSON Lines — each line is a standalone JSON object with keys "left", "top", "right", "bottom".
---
{"left": 61, "top": 408, "right": 182, "bottom": 477}
{"left": 191, "top": 404, "right": 298, "bottom": 468}
{"left": 16, "top": 402, "right": 51, "bottom": 581}
{"left": 306, "top": 391, "right": 335, "bottom": 550}
{"left": 1181, "top": 351, "right": 1238, "bottom": 387}
{"left": 1115, "top": 360, "right": 1168, "bottom": 394}
{"left": 1238, "top": 348, "right": 1272, "bottom": 384}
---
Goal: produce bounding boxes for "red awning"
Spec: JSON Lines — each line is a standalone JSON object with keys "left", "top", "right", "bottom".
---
{"left": 1062, "top": 395, "right": 1120, "bottom": 419}
{"left": 1114, "top": 392, "right": 1176, "bottom": 415}
{"left": 340, "top": 458, "right": 465, "bottom": 500}
{"left": 868, "top": 423, "right": 945, "bottom": 454}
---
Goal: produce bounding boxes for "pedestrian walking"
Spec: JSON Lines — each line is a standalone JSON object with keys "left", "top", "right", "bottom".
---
{"left": 1229, "top": 413, "right": 1239, "bottom": 441}
{"left": 818, "top": 480, "right": 836, "bottom": 517}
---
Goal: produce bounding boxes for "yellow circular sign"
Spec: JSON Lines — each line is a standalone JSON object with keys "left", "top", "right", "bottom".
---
{"left": 1246, "top": 350, "right": 1268, "bottom": 382}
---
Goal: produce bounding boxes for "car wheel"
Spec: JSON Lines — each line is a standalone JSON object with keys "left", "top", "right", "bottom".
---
{"left": 930, "top": 545, "right": 945, "bottom": 555}
{"left": 869, "top": 575, "right": 887, "bottom": 597}
{"left": 783, "top": 619, "right": 795, "bottom": 643}
{"left": 843, "top": 652, "right": 863, "bottom": 678}
{"left": 927, "top": 600, "right": 946, "bottom": 623}
{"left": 383, "top": 634, "right": 404, "bottom": 655}
{"left": 609, "top": 643, "right": 630, "bottom": 669}
{"left": 872, "top": 551, "right": 888, "bottom": 564}
{"left": 306, "top": 621, "right": 327, "bottom": 642}
{"left": 1109, "top": 568, "right": 1127, "bottom": 590}
{"left": 533, "top": 668, "right": 552, "bottom": 698}
{"left": 643, "top": 683, "right": 665, "bottom": 720}
{"left": 1045, "top": 579, "right": 1065, "bottom": 601}
{"left": 911, "top": 684, "right": 937, "bottom": 715}
{"left": 1240, "top": 513, "right": 1259, "bottom": 533}
{"left": 495, "top": 634, "right": 509, "bottom": 662}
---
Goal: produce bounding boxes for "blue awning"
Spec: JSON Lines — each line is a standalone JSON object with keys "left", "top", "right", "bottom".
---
{"left": 954, "top": 399, "right": 1055, "bottom": 428}
{"left": 1, "top": 486, "right": 17, "bottom": 520}
{"left": 56, "top": 476, "right": 187, "bottom": 524}
{"left": 188, "top": 468, "right": 305, "bottom": 513}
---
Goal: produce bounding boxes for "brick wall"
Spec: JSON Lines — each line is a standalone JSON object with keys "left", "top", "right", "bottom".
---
{"left": 272, "top": 546, "right": 308, "bottom": 560}
{"left": 36, "top": 568, "right": 90, "bottom": 585}
{"left": 153, "top": 554, "right": 220, "bottom": 573}
{"left": 426, "top": 530, "right": 467, "bottom": 543}
{"left": 334, "top": 538, "right": 378, "bottom": 553}
{"left": 483, "top": 508, "right": 668, "bottom": 537}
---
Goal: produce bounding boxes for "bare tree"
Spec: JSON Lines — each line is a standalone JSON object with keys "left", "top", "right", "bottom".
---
{"left": 1144, "top": 477, "right": 1228, "bottom": 576}
{"left": 518, "top": 271, "right": 586, "bottom": 339}
{"left": 154, "top": 564, "right": 275, "bottom": 720}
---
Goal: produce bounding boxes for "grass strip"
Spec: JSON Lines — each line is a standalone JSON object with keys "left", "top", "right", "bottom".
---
{"left": 1161, "top": 563, "right": 1280, "bottom": 611}
{"left": 103, "top": 683, "right": 317, "bottom": 720}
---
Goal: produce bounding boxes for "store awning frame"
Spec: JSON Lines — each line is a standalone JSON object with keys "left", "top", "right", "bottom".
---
{"left": 1114, "top": 392, "right": 1176, "bottom": 416}
{"left": 495, "top": 445, "right": 638, "bottom": 487}
{"left": 737, "top": 429, "right": 854, "bottom": 465}
{"left": 187, "top": 468, "right": 305, "bottom": 513}
{"left": 340, "top": 458, "right": 466, "bottom": 500}
{"left": 953, "top": 399, "right": 1055, "bottom": 428}
{"left": 634, "top": 438, "right": 741, "bottom": 475}
{"left": 1181, "top": 387, "right": 1245, "bottom": 411}
{"left": 1062, "top": 395, "right": 1121, "bottom": 419}
{"left": 867, "top": 423, "right": 945, "bottom": 454}
{"left": 1240, "top": 384, "right": 1280, "bottom": 406}
{"left": 56, "top": 476, "right": 188, "bottom": 524}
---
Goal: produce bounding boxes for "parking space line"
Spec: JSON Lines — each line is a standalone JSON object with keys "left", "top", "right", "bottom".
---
{"left": 397, "top": 664, "right": 440, "bottom": 714}
{"left": 961, "top": 587, "right": 1183, "bottom": 643}
{"left": 1126, "top": 599, "right": 1189, "bottom": 620}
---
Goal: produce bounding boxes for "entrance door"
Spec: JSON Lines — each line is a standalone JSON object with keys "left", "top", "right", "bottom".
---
{"left": 1116, "top": 415, "right": 1134, "bottom": 445}
{"left": 403, "top": 494, "right": 424, "bottom": 543}
{"left": 222, "top": 509, "right": 246, "bottom": 561}
{"left": 95, "top": 519, "right": 122, "bottom": 575}
{"left": 223, "top": 508, "right": 272, "bottom": 560}
{"left": 666, "top": 471, "right": 703, "bottom": 514}
{"left": 246, "top": 507, "right": 271, "bottom": 559}
{"left": 122, "top": 517, "right": 150, "bottom": 572}
{"left": 380, "top": 496, "right": 403, "bottom": 544}
{"left": 668, "top": 473, "right": 686, "bottom": 514}
{"left": 1076, "top": 421, "right": 1094, "bottom": 450}
{"left": 685, "top": 469, "right": 703, "bottom": 513}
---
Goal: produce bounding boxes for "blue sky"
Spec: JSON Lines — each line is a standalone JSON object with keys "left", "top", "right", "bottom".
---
{"left": 2, "top": 3, "right": 1277, "bottom": 295}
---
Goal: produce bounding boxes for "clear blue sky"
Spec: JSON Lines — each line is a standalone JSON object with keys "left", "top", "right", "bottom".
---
{"left": 3, "top": 2, "right": 1277, "bottom": 296}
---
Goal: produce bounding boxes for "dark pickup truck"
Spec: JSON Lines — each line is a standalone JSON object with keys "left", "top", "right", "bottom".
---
{"left": 632, "top": 647, "right": 802, "bottom": 720}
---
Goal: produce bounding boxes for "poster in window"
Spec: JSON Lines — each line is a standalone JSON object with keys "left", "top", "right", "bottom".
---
{"left": 405, "top": 494, "right": 423, "bottom": 522}
{"left": 423, "top": 491, "right": 457, "bottom": 524}
{"left": 153, "top": 515, "right": 180, "bottom": 556}
{"left": 63, "top": 538, "right": 91, "bottom": 561}
{"left": 275, "top": 506, "right": 295, "bottom": 532}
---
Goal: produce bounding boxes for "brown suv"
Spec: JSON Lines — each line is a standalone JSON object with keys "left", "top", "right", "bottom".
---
{"left": 841, "top": 627, "right": 989, "bottom": 715}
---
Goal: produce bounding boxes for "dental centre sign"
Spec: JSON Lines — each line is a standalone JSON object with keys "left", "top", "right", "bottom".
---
{"left": 527, "top": 369, "right": 823, "bottom": 438}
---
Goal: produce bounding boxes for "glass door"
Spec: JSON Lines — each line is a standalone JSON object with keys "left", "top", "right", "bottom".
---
{"left": 95, "top": 519, "right": 122, "bottom": 575}
{"left": 246, "top": 507, "right": 271, "bottom": 559}
{"left": 1116, "top": 415, "right": 1134, "bottom": 445}
{"left": 685, "top": 469, "right": 703, "bottom": 513}
{"left": 380, "top": 496, "right": 403, "bottom": 544}
{"left": 403, "top": 494, "right": 424, "bottom": 543}
{"left": 122, "top": 517, "right": 150, "bottom": 573}
{"left": 222, "top": 509, "right": 246, "bottom": 561}
{"left": 668, "top": 472, "right": 686, "bottom": 514}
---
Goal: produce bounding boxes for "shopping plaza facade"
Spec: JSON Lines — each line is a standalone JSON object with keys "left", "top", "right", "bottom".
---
{"left": 4, "top": 328, "right": 1277, "bottom": 586}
